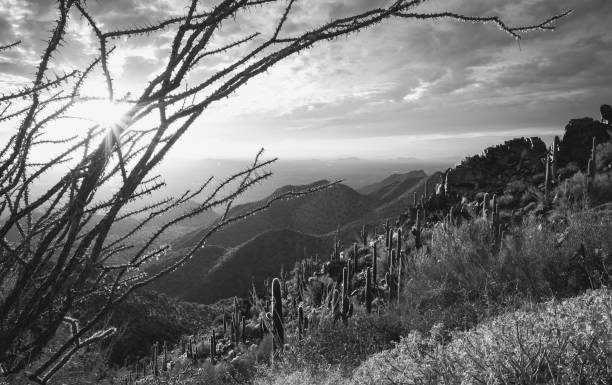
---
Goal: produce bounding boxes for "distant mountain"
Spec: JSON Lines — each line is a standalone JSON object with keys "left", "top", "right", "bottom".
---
{"left": 358, "top": 170, "right": 427, "bottom": 202}
{"left": 156, "top": 229, "right": 329, "bottom": 304}
{"left": 175, "top": 180, "right": 377, "bottom": 249}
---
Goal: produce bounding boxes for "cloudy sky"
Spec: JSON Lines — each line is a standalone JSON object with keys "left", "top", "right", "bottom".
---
{"left": 1, "top": 0, "right": 611, "bottom": 162}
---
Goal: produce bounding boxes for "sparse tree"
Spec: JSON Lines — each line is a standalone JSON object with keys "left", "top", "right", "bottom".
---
{"left": 0, "top": 0, "right": 569, "bottom": 383}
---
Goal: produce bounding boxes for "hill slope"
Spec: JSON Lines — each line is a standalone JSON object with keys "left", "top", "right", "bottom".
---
{"left": 358, "top": 170, "right": 426, "bottom": 202}
{"left": 178, "top": 229, "right": 330, "bottom": 304}
{"left": 175, "top": 180, "right": 376, "bottom": 249}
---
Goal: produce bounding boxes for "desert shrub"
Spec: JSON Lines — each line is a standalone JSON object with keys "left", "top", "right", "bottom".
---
{"left": 352, "top": 289, "right": 612, "bottom": 385}
{"left": 400, "top": 211, "right": 612, "bottom": 333}
{"left": 253, "top": 366, "right": 347, "bottom": 385}
{"left": 277, "top": 308, "right": 403, "bottom": 372}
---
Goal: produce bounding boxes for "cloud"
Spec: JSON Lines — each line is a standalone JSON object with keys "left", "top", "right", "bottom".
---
{"left": 1, "top": 0, "right": 611, "bottom": 160}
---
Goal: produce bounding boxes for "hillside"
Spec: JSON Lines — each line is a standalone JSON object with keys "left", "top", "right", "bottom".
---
{"left": 175, "top": 180, "right": 376, "bottom": 249}
{"left": 179, "top": 229, "right": 330, "bottom": 303}
{"left": 145, "top": 245, "right": 226, "bottom": 299}
{"left": 358, "top": 170, "right": 426, "bottom": 202}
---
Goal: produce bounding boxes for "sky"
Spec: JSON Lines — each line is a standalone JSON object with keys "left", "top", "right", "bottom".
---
{"left": 1, "top": 0, "right": 611, "bottom": 162}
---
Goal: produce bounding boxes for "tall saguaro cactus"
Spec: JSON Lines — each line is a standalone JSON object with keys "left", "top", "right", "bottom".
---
{"left": 551, "top": 135, "right": 560, "bottom": 180}
{"left": 365, "top": 267, "right": 372, "bottom": 314}
{"left": 152, "top": 342, "right": 158, "bottom": 377}
{"left": 412, "top": 209, "right": 422, "bottom": 250}
{"left": 353, "top": 243, "right": 359, "bottom": 273}
{"left": 298, "top": 305, "right": 304, "bottom": 341}
{"left": 372, "top": 243, "right": 377, "bottom": 287}
{"left": 384, "top": 219, "right": 391, "bottom": 250}
{"left": 360, "top": 225, "right": 367, "bottom": 248}
{"left": 395, "top": 228, "right": 402, "bottom": 259}
{"left": 271, "top": 278, "right": 284, "bottom": 352}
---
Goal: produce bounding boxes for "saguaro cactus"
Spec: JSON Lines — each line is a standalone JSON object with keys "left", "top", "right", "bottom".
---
{"left": 298, "top": 305, "right": 304, "bottom": 341}
{"left": 412, "top": 209, "right": 422, "bottom": 250}
{"left": 341, "top": 268, "right": 352, "bottom": 325}
{"left": 396, "top": 254, "right": 402, "bottom": 307}
{"left": 384, "top": 219, "right": 391, "bottom": 250}
{"left": 210, "top": 331, "right": 216, "bottom": 364}
{"left": 152, "top": 342, "right": 158, "bottom": 376}
{"left": 544, "top": 155, "right": 551, "bottom": 200}
{"left": 365, "top": 267, "right": 372, "bottom": 314}
{"left": 353, "top": 243, "right": 359, "bottom": 273}
{"left": 271, "top": 278, "right": 284, "bottom": 352}
{"left": 551, "top": 136, "right": 559, "bottom": 179}
{"left": 395, "top": 228, "right": 402, "bottom": 259}
{"left": 482, "top": 193, "right": 489, "bottom": 219}
{"left": 360, "top": 225, "right": 367, "bottom": 248}
{"left": 372, "top": 243, "right": 377, "bottom": 287}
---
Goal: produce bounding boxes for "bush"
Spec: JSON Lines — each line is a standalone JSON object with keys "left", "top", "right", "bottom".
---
{"left": 352, "top": 289, "right": 612, "bottom": 384}
{"left": 279, "top": 309, "right": 404, "bottom": 371}
{"left": 400, "top": 211, "right": 612, "bottom": 333}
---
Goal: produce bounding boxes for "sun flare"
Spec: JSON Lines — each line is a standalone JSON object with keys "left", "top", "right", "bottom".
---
{"left": 73, "top": 99, "right": 131, "bottom": 129}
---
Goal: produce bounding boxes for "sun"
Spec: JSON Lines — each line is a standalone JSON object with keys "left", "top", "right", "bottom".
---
{"left": 72, "top": 99, "right": 131, "bottom": 129}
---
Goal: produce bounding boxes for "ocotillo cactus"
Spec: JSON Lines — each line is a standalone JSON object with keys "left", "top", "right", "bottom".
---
{"left": 271, "top": 278, "right": 284, "bottom": 352}
{"left": 298, "top": 305, "right": 304, "bottom": 340}
{"left": 365, "top": 267, "right": 372, "bottom": 314}
{"left": 360, "top": 225, "right": 367, "bottom": 248}
{"left": 372, "top": 243, "right": 377, "bottom": 287}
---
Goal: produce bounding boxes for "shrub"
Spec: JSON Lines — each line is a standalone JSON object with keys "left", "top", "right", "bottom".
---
{"left": 352, "top": 289, "right": 612, "bottom": 384}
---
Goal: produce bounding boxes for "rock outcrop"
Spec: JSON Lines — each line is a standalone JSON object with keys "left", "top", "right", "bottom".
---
{"left": 446, "top": 137, "right": 547, "bottom": 198}
{"left": 558, "top": 118, "right": 611, "bottom": 170}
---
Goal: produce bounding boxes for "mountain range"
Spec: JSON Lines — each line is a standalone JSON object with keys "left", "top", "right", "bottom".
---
{"left": 146, "top": 171, "right": 431, "bottom": 303}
